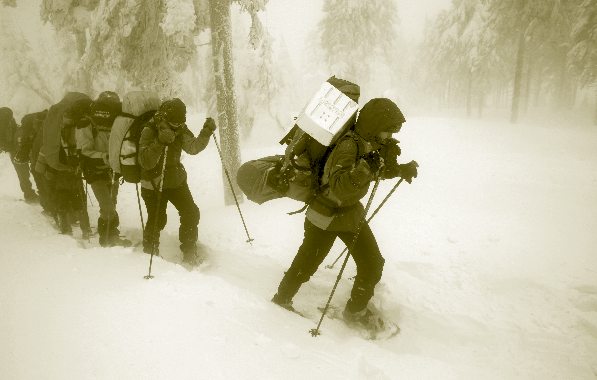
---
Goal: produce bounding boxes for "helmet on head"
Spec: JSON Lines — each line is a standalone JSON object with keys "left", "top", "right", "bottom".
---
{"left": 326, "top": 76, "right": 360, "bottom": 103}
{"left": 354, "top": 98, "right": 405, "bottom": 142}
{"left": 96, "top": 91, "right": 120, "bottom": 104}
{"left": 158, "top": 98, "right": 186, "bottom": 124}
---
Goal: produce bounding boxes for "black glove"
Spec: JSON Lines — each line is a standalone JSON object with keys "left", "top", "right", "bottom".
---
{"left": 362, "top": 151, "right": 383, "bottom": 174}
{"left": 399, "top": 160, "right": 419, "bottom": 184}
{"left": 202, "top": 117, "right": 217, "bottom": 135}
{"left": 379, "top": 138, "right": 401, "bottom": 164}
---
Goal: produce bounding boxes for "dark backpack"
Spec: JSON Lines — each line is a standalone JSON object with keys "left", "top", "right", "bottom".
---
{"left": 236, "top": 123, "right": 361, "bottom": 209}
{"left": 118, "top": 110, "right": 157, "bottom": 183}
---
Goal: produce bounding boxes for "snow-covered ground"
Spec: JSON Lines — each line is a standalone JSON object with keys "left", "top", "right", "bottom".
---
{"left": 1, "top": 116, "right": 596, "bottom": 380}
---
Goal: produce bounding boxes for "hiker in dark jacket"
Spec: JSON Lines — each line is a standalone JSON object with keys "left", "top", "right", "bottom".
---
{"left": 75, "top": 91, "right": 131, "bottom": 247}
{"left": 272, "top": 98, "right": 418, "bottom": 332}
{"left": 41, "top": 92, "right": 92, "bottom": 236}
{"left": 0, "top": 107, "right": 38, "bottom": 203}
{"left": 29, "top": 110, "right": 53, "bottom": 214}
{"left": 138, "top": 98, "right": 216, "bottom": 264}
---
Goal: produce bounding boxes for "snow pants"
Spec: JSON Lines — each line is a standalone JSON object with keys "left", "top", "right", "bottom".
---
{"left": 141, "top": 181, "right": 200, "bottom": 254}
{"left": 89, "top": 178, "right": 119, "bottom": 221}
{"left": 10, "top": 155, "right": 36, "bottom": 199}
{"left": 275, "top": 219, "right": 385, "bottom": 313}
{"left": 32, "top": 168, "right": 53, "bottom": 213}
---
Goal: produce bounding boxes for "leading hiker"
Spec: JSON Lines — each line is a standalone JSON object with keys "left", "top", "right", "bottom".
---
{"left": 138, "top": 98, "right": 217, "bottom": 264}
{"left": 272, "top": 97, "right": 418, "bottom": 333}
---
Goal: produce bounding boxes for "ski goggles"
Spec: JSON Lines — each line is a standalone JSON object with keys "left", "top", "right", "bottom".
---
{"left": 167, "top": 120, "right": 186, "bottom": 129}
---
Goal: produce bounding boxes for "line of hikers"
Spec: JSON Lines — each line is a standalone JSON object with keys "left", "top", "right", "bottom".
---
{"left": 0, "top": 91, "right": 216, "bottom": 265}
{"left": 0, "top": 77, "right": 418, "bottom": 334}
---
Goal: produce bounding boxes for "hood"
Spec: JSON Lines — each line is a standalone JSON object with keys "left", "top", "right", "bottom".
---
{"left": 354, "top": 98, "right": 405, "bottom": 141}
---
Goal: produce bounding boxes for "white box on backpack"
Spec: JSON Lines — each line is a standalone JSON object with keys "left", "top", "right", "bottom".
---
{"left": 295, "top": 82, "right": 359, "bottom": 146}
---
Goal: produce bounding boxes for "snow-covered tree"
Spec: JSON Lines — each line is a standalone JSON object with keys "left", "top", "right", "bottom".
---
{"left": 569, "top": 0, "right": 597, "bottom": 125}
{"left": 0, "top": 9, "right": 53, "bottom": 114}
{"left": 317, "top": 0, "right": 400, "bottom": 98}
{"left": 39, "top": 0, "right": 98, "bottom": 94}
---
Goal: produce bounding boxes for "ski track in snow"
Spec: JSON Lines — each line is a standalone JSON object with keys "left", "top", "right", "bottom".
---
{"left": 1, "top": 116, "right": 597, "bottom": 380}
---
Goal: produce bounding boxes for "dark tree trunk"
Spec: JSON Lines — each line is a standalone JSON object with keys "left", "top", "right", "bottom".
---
{"left": 594, "top": 88, "right": 597, "bottom": 126}
{"left": 511, "top": 30, "right": 526, "bottom": 124}
{"left": 478, "top": 85, "right": 484, "bottom": 119}
{"left": 523, "top": 53, "right": 533, "bottom": 115}
{"left": 74, "top": 30, "right": 92, "bottom": 95}
{"left": 209, "top": 0, "right": 243, "bottom": 206}
{"left": 555, "top": 48, "right": 568, "bottom": 111}
{"left": 466, "top": 72, "right": 473, "bottom": 118}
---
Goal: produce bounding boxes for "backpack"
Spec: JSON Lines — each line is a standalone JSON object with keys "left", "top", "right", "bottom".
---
{"left": 118, "top": 110, "right": 157, "bottom": 183}
{"left": 237, "top": 80, "right": 360, "bottom": 209}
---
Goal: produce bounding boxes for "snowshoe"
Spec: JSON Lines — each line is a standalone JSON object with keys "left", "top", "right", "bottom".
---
{"left": 318, "top": 306, "right": 400, "bottom": 340}
{"left": 271, "top": 295, "right": 305, "bottom": 317}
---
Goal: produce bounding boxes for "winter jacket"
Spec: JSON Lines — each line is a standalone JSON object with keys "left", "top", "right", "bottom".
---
{"left": 29, "top": 111, "right": 47, "bottom": 169}
{"left": 12, "top": 113, "right": 38, "bottom": 164}
{"left": 42, "top": 92, "right": 91, "bottom": 172}
{"left": 138, "top": 119, "right": 211, "bottom": 190}
{"left": 305, "top": 131, "right": 374, "bottom": 233}
{"left": 0, "top": 117, "right": 18, "bottom": 153}
{"left": 75, "top": 117, "right": 111, "bottom": 183}
{"left": 306, "top": 99, "right": 402, "bottom": 233}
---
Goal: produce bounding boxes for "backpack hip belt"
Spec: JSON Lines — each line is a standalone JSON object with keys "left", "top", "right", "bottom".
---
{"left": 310, "top": 195, "right": 359, "bottom": 217}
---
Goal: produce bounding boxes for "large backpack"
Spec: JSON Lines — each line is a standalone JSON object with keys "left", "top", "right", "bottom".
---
{"left": 117, "top": 110, "right": 157, "bottom": 183}
{"left": 109, "top": 91, "right": 160, "bottom": 183}
{"left": 237, "top": 79, "right": 360, "bottom": 209}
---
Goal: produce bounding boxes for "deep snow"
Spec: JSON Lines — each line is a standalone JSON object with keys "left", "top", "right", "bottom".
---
{"left": 1, "top": 116, "right": 596, "bottom": 380}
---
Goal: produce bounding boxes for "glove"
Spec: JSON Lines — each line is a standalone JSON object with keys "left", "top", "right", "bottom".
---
{"left": 362, "top": 151, "right": 383, "bottom": 174}
{"left": 399, "top": 160, "right": 419, "bottom": 184}
{"left": 157, "top": 123, "right": 176, "bottom": 144}
{"left": 103, "top": 153, "right": 109, "bottom": 165}
{"left": 379, "top": 138, "right": 401, "bottom": 164}
{"left": 201, "top": 117, "right": 217, "bottom": 135}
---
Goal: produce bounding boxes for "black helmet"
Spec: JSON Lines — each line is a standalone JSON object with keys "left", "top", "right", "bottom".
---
{"left": 96, "top": 91, "right": 120, "bottom": 104}
{"left": 354, "top": 98, "right": 405, "bottom": 142}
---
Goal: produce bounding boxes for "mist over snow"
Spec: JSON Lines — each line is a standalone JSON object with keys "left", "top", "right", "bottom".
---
{"left": 2, "top": 115, "right": 597, "bottom": 380}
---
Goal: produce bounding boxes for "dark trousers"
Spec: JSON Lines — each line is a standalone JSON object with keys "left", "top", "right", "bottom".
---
{"left": 276, "top": 219, "right": 385, "bottom": 313}
{"left": 141, "top": 181, "right": 200, "bottom": 251}
{"left": 11, "top": 157, "right": 35, "bottom": 198}
{"left": 32, "top": 169, "right": 53, "bottom": 213}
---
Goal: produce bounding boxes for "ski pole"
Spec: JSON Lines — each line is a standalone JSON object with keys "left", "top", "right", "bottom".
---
{"left": 310, "top": 175, "right": 381, "bottom": 337}
{"left": 326, "top": 178, "right": 403, "bottom": 269}
{"left": 136, "top": 183, "right": 145, "bottom": 232}
{"left": 145, "top": 145, "right": 168, "bottom": 280}
{"left": 212, "top": 133, "right": 253, "bottom": 245}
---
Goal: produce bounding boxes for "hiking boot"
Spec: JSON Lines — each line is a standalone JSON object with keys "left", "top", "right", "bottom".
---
{"left": 24, "top": 191, "right": 39, "bottom": 204}
{"left": 271, "top": 294, "right": 301, "bottom": 315}
{"left": 180, "top": 242, "right": 201, "bottom": 265}
{"left": 57, "top": 212, "right": 73, "bottom": 235}
{"left": 342, "top": 307, "right": 387, "bottom": 333}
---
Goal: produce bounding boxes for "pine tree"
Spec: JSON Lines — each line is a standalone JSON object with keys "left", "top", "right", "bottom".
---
{"left": 569, "top": 0, "right": 597, "bottom": 125}
{"left": 0, "top": 9, "right": 53, "bottom": 112}
{"left": 317, "top": 0, "right": 400, "bottom": 96}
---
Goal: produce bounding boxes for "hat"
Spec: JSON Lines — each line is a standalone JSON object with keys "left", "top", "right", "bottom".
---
{"left": 159, "top": 98, "right": 186, "bottom": 123}
{"left": 65, "top": 99, "right": 93, "bottom": 120}
{"left": 0, "top": 107, "right": 13, "bottom": 122}
{"left": 326, "top": 76, "right": 360, "bottom": 103}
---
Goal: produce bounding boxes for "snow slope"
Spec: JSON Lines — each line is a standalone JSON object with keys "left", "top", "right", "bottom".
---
{"left": 1, "top": 117, "right": 596, "bottom": 380}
